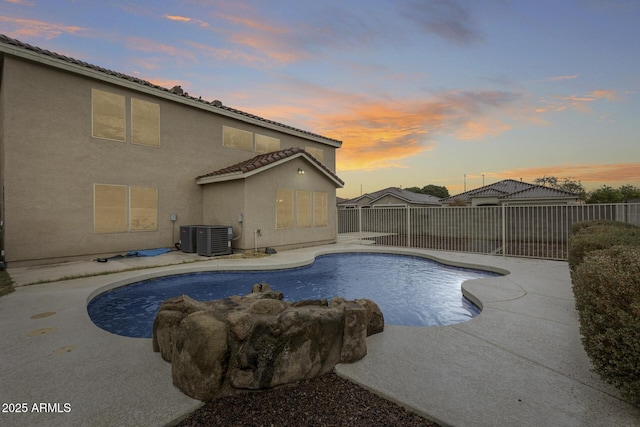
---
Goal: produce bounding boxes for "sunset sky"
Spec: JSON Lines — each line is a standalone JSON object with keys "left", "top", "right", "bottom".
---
{"left": 2, "top": 0, "right": 639, "bottom": 198}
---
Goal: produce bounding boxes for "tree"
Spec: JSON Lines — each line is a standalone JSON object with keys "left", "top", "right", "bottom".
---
{"left": 405, "top": 185, "right": 450, "bottom": 198}
{"left": 405, "top": 186, "right": 422, "bottom": 194}
{"left": 586, "top": 185, "right": 621, "bottom": 203}
{"left": 421, "top": 185, "right": 450, "bottom": 198}
{"left": 619, "top": 185, "right": 640, "bottom": 202}
{"left": 586, "top": 185, "right": 640, "bottom": 204}
{"left": 534, "top": 176, "right": 586, "bottom": 200}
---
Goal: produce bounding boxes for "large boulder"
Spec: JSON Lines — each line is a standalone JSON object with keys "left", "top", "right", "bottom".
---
{"left": 152, "top": 285, "right": 384, "bottom": 400}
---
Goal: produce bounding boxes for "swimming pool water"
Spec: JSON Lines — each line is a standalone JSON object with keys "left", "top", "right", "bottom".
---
{"left": 87, "top": 253, "right": 500, "bottom": 338}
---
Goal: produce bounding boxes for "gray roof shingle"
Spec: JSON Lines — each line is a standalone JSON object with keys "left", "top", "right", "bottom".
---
{"left": 339, "top": 187, "right": 441, "bottom": 205}
{"left": 441, "top": 179, "right": 579, "bottom": 202}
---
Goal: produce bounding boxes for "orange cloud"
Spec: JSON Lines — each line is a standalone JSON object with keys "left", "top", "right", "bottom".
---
{"left": 164, "top": 14, "right": 209, "bottom": 27}
{"left": 453, "top": 117, "right": 511, "bottom": 141}
{"left": 590, "top": 89, "right": 619, "bottom": 102}
{"left": 324, "top": 101, "right": 444, "bottom": 170}
{"left": 494, "top": 163, "right": 640, "bottom": 185}
{"left": 242, "top": 85, "right": 518, "bottom": 172}
{"left": 227, "top": 32, "right": 303, "bottom": 63}
{"left": 246, "top": 98, "right": 439, "bottom": 170}
{"left": 165, "top": 14, "right": 191, "bottom": 22}
{"left": 0, "top": 16, "right": 86, "bottom": 39}
{"left": 143, "top": 77, "right": 184, "bottom": 89}
{"left": 330, "top": 91, "right": 518, "bottom": 170}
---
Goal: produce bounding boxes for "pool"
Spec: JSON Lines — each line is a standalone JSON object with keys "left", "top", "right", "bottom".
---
{"left": 88, "top": 253, "right": 500, "bottom": 338}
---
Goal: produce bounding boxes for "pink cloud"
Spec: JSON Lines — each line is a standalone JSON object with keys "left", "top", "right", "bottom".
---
{"left": 0, "top": 16, "right": 86, "bottom": 39}
{"left": 4, "top": 0, "right": 35, "bottom": 5}
{"left": 537, "top": 89, "right": 621, "bottom": 115}
{"left": 548, "top": 74, "right": 578, "bottom": 81}
{"left": 208, "top": 11, "right": 310, "bottom": 65}
{"left": 185, "top": 40, "right": 267, "bottom": 66}
{"left": 124, "top": 36, "right": 196, "bottom": 62}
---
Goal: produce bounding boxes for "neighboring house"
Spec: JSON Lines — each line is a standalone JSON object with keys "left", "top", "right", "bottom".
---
{"left": 440, "top": 179, "right": 582, "bottom": 206}
{"left": 338, "top": 187, "right": 441, "bottom": 208}
{"left": 0, "top": 35, "right": 343, "bottom": 265}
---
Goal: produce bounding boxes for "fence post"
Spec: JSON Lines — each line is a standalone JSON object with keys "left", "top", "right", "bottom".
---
{"left": 501, "top": 204, "right": 506, "bottom": 257}
{"left": 407, "top": 206, "right": 411, "bottom": 248}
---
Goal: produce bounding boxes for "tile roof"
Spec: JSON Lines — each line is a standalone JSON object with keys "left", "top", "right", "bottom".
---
{"left": 196, "top": 147, "right": 344, "bottom": 187}
{"left": 339, "top": 187, "right": 441, "bottom": 205}
{"left": 501, "top": 185, "right": 580, "bottom": 199}
{"left": 0, "top": 34, "right": 341, "bottom": 146}
{"left": 441, "top": 179, "right": 579, "bottom": 202}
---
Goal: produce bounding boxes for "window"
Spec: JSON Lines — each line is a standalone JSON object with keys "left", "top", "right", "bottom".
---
{"left": 223, "top": 126, "right": 253, "bottom": 151}
{"left": 92, "top": 89, "right": 125, "bottom": 142}
{"left": 305, "top": 146, "right": 324, "bottom": 162}
{"left": 276, "top": 189, "right": 294, "bottom": 229}
{"left": 276, "top": 189, "right": 328, "bottom": 229}
{"left": 296, "top": 190, "right": 312, "bottom": 228}
{"left": 222, "top": 127, "right": 283, "bottom": 153}
{"left": 92, "top": 89, "right": 161, "bottom": 146}
{"left": 314, "top": 192, "right": 328, "bottom": 226}
{"left": 255, "top": 134, "right": 280, "bottom": 153}
{"left": 130, "top": 186, "right": 158, "bottom": 231}
{"left": 94, "top": 184, "right": 127, "bottom": 233}
{"left": 132, "top": 98, "right": 160, "bottom": 147}
{"left": 94, "top": 184, "right": 158, "bottom": 233}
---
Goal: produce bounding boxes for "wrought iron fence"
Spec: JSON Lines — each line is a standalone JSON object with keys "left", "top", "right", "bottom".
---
{"left": 337, "top": 203, "right": 640, "bottom": 260}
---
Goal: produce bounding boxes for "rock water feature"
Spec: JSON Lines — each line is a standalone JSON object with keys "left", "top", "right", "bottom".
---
{"left": 152, "top": 283, "right": 384, "bottom": 400}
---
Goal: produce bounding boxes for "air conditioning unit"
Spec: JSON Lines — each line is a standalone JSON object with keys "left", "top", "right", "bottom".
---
{"left": 196, "top": 225, "right": 233, "bottom": 256}
{"left": 179, "top": 225, "right": 201, "bottom": 253}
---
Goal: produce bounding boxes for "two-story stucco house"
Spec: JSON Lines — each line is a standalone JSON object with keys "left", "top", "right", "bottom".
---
{"left": 0, "top": 35, "right": 343, "bottom": 265}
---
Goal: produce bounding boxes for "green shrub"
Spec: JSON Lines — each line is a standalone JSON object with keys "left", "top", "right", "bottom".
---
{"left": 572, "top": 245, "right": 640, "bottom": 403}
{"left": 571, "top": 219, "right": 638, "bottom": 236}
{"left": 568, "top": 222, "right": 640, "bottom": 271}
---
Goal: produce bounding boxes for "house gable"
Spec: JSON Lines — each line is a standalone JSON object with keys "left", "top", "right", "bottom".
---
{"left": 196, "top": 147, "right": 344, "bottom": 188}
{"left": 199, "top": 150, "right": 341, "bottom": 252}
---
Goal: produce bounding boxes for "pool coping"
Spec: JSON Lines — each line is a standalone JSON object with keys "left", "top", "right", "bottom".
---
{"left": 2, "top": 244, "right": 639, "bottom": 426}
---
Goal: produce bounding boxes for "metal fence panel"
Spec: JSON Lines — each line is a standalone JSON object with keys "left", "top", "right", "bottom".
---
{"left": 337, "top": 203, "right": 640, "bottom": 260}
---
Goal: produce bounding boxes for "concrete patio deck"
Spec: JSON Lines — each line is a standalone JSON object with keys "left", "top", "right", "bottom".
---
{"left": 1, "top": 244, "right": 638, "bottom": 426}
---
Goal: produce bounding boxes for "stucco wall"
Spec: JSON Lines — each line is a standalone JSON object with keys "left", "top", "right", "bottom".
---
{"left": 1, "top": 56, "right": 339, "bottom": 264}
{"left": 201, "top": 179, "right": 245, "bottom": 244}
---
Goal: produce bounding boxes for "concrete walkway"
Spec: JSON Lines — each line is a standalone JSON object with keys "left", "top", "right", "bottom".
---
{"left": 1, "top": 245, "right": 638, "bottom": 426}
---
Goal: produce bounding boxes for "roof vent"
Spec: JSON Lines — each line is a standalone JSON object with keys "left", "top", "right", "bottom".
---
{"left": 171, "top": 85, "right": 184, "bottom": 95}
{"left": 213, "top": 100, "right": 222, "bottom": 107}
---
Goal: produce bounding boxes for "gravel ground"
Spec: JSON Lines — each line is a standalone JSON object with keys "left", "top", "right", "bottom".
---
{"left": 176, "top": 371, "right": 440, "bottom": 427}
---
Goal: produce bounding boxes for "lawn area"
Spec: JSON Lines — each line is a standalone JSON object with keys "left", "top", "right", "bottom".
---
{"left": 0, "top": 270, "right": 14, "bottom": 297}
